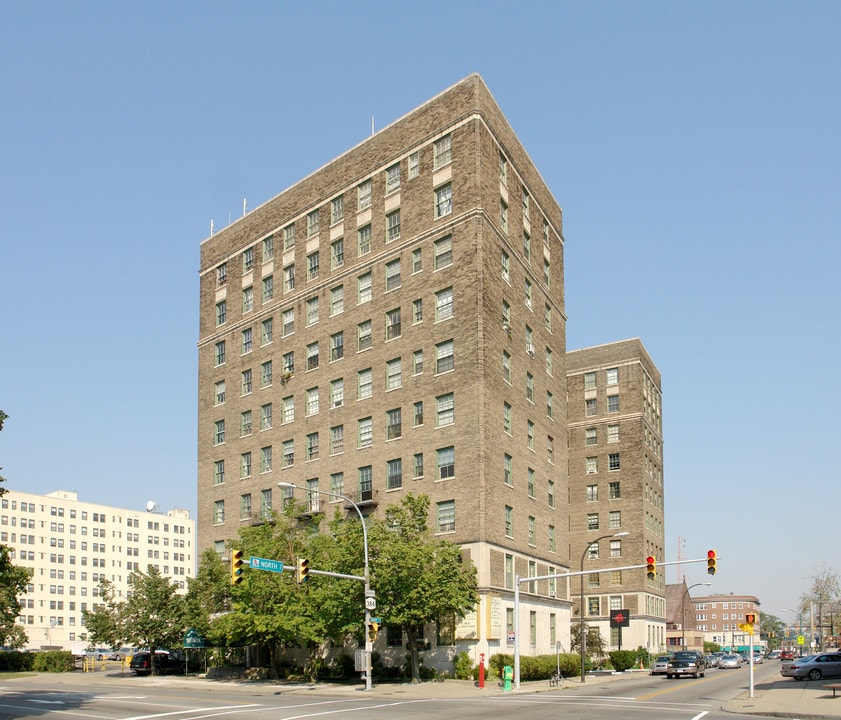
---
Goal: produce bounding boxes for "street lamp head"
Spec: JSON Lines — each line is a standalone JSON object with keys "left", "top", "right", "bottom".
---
{"left": 277, "top": 481, "right": 297, "bottom": 489}
{"left": 612, "top": 532, "right": 630, "bottom": 538}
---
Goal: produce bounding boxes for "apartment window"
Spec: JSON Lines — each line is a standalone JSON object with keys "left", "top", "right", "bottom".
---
{"left": 587, "top": 513, "right": 599, "bottom": 531}
{"left": 413, "top": 350, "right": 423, "bottom": 374}
{"left": 281, "top": 223, "right": 295, "bottom": 250}
{"left": 357, "top": 320, "right": 372, "bottom": 351}
{"left": 216, "top": 263, "right": 227, "bottom": 287}
{"left": 262, "top": 275, "right": 274, "bottom": 303}
{"left": 501, "top": 250, "right": 510, "bottom": 281}
{"left": 548, "top": 479, "right": 555, "bottom": 508}
{"left": 242, "top": 286, "right": 254, "bottom": 313}
{"left": 358, "top": 224, "right": 371, "bottom": 255}
{"left": 609, "top": 510, "right": 621, "bottom": 529}
{"left": 607, "top": 395, "right": 620, "bottom": 413}
{"left": 609, "top": 481, "right": 621, "bottom": 499}
{"left": 435, "top": 339, "right": 454, "bottom": 373}
{"left": 528, "top": 516, "right": 536, "bottom": 546}
{"left": 523, "top": 231, "right": 531, "bottom": 261}
{"left": 385, "top": 308, "right": 401, "bottom": 340}
{"left": 606, "top": 367, "right": 619, "bottom": 385}
{"left": 306, "top": 209, "right": 319, "bottom": 237}
{"left": 358, "top": 180, "right": 372, "bottom": 210}
{"left": 435, "top": 183, "right": 453, "bottom": 218}
{"left": 306, "top": 342, "right": 319, "bottom": 370}
{"left": 527, "top": 468, "right": 535, "bottom": 498}
{"left": 545, "top": 347, "right": 553, "bottom": 375}
{"left": 282, "top": 351, "right": 293, "bottom": 376}
{"left": 609, "top": 453, "right": 621, "bottom": 471}
{"left": 412, "top": 247, "right": 422, "bottom": 273}
{"left": 437, "top": 446, "right": 455, "bottom": 480}
{"left": 329, "top": 285, "right": 344, "bottom": 317}
{"left": 330, "top": 425, "right": 344, "bottom": 455}
{"left": 522, "top": 189, "right": 530, "bottom": 219}
{"left": 306, "top": 296, "right": 319, "bottom": 326}
{"left": 330, "top": 378, "right": 344, "bottom": 408}
{"left": 261, "top": 318, "right": 273, "bottom": 346}
{"left": 503, "top": 454, "right": 513, "bottom": 485}
{"left": 261, "top": 361, "right": 272, "bottom": 388}
{"left": 213, "top": 460, "right": 225, "bottom": 485}
{"left": 544, "top": 304, "right": 552, "bottom": 332}
{"left": 502, "top": 300, "right": 511, "bottom": 329}
{"left": 435, "top": 287, "right": 453, "bottom": 321}
{"left": 526, "top": 420, "right": 535, "bottom": 449}
{"left": 242, "top": 247, "right": 254, "bottom": 273}
{"left": 412, "top": 298, "right": 423, "bottom": 324}
{"left": 408, "top": 151, "right": 420, "bottom": 179}
{"left": 610, "top": 540, "right": 622, "bottom": 558}
{"left": 262, "top": 234, "right": 274, "bottom": 261}
{"left": 214, "top": 500, "right": 225, "bottom": 525}
{"left": 282, "top": 439, "right": 294, "bottom": 467}
{"left": 331, "top": 238, "right": 344, "bottom": 269}
{"left": 307, "top": 252, "right": 319, "bottom": 281}
{"left": 607, "top": 424, "right": 620, "bottom": 443}
{"left": 543, "top": 259, "right": 551, "bottom": 287}
{"left": 327, "top": 332, "right": 343, "bottom": 363}
{"left": 283, "top": 264, "right": 295, "bottom": 292}
{"left": 546, "top": 392, "right": 554, "bottom": 419}
{"left": 358, "top": 417, "right": 373, "bottom": 448}
{"left": 281, "top": 308, "right": 294, "bottom": 336}
{"left": 436, "top": 393, "right": 454, "bottom": 426}
{"left": 386, "top": 357, "right": 402, "bottom": 390}
{"left": 214, "top": 420, "right": 225, "bottom": 445}
{"left": 260, "top": 446, "right": 272, "bottom": 474}
{"left": 524, "top": 279, "right": 532, "bottom": 309}
{"left": 585, "top": 398, "right": 597, "bottom": 416}
{"left": 214, "top": 381, "right": 226, "bottom": 406}
{"left": 386, "top": 210, "right": 401, "bottom": 242}
{"left": 585, "top": 428, "right": 597, "bottom": 445}
{"left": 586, "top": 457, "right": 598, "bottom": 474}
{"left": 306, "top": 432, "right": 319, "bottom": 461}
{"left": 584, "top": 371, "right": 597, "bottom": 389}
{"left": 433, "top": 235, "right": 452, "bottom": 269}
{"left": 385, "top": 258, "right": 401, "bottom": 291}
{"left": 525, "top": 325, "right": 534, "bottom": 354}
{"left": 504, "top": 505, "right": 513, "bottom": 537}
{"left": 433, "top": 134, "right": 452, "bottom": 168}
{"left": 240, "top": 453, "right": 252, "bottom": 479}
{"left": 386, "top": 458, "right": 403, "bottom": 490}
{"left": 305, "top": 387, "right": 319, "bottom": 415}
{"left": 499, "top": 153, "right": 508, "bottom": 184}
{"left": 413, "top": 452, "right": 424, "bottom": 479}
{"left": 502, "top": 351, "right": 511, "bottom": 383}
{"left": 241, "top": 328, "right": 253, "bottom": 354}
{"left": 215, "top": 300, "right": 226, "bottom": 326}
{"left": 330, "top": 195, "right": 344, "bottom": 225}
{"left": 525, "top": 372, "right": 533, "bottom": 402}
{"left": 260, "top": 403, "right": 272, "bottom": 431}
{"left": 282, "top": 395, "right": 294, "bottom": 423}
{"left": 413, "top": 401, "right": 424, "bottom": 426}
{"left": 549, "top": 526, "right": 556, "bottom": 553}
{"left": 385, "top": 163, "right": 400, "bottom": 193}
{"left": 500, "top": 199, "right": 508, "bottom": 233}
{"left": 503, "top": 402, "right": 512, "bottom": 434}
{"left": 358, "top": 272, "right": 372, "bottom": 303}
{"left": 386, "top": 408, "right": 402, "bottom": 440}
{"left": 357, "top": 368, "right": 373, "bottom": 399}
{"left": 437, "top": 500, "right": 455, "bottom": 533}
{"left": 242, "top": 369, "right": 252, "bottom": 395}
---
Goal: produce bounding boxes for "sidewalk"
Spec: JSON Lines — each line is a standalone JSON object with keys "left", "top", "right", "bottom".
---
{"left": 723, "top": 674, "right": 841, "bottom": 720}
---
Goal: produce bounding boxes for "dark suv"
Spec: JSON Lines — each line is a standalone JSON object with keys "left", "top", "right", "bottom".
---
{"left": 129, "top": 651, "right": 185, "bottom": 676}
{"left": 666, "top": 651, "right": 707, "bottom": 679}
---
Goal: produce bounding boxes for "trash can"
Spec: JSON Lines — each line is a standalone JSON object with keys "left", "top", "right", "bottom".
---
{"left": 503, "top": 665, "right": 513, "bottom": 691}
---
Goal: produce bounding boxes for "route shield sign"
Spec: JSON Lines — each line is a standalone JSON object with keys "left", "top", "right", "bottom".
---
{"left": 610, "top": 609, "right": 630, "bottom": 628}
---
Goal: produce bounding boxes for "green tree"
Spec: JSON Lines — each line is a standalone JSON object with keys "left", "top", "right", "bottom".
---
{"left": 183, "top": 548, "right": 232, "bottom": 647}
{"left": 759, "top": 612, "right": 786, "bottom": 650}
{"left": 0, "top": 411, "right": 33, "bottom": 648}
{"left": 368, "top": 494, "right": 477, "bottom": 683}
{"left": 83, "top": 578, "right": 123, "bottom": 648}
{"left": 121, "top": 567, "right": 187, "bottom": 672}
{"left": 799, "top": 564, "right": 841, "bottom": 649}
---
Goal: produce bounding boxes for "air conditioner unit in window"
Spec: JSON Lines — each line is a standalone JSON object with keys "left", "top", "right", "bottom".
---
{"left": 526, "top": 344, "right": 535, "bottom": 356}
{"left": 549, "top": 590, "right": 556, "bottom": 597}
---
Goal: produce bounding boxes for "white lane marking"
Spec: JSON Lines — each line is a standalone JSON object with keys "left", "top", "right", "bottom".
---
{"left": 690, "top": 713, "right": 710, "bottom": 720}
{"left": 124, "top": 705, "right": 260, "bottom": 720}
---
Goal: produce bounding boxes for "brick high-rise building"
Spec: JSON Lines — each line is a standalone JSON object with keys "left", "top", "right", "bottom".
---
{"left": 566, "top": 339, "right": 666, "bottom": 652}
{"left": 197, "top": 75, "right": 572, "bottom": 660}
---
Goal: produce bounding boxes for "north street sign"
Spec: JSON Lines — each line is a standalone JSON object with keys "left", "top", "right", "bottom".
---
{"left": 249, "top": 556, "right": 285, "bottom": 574}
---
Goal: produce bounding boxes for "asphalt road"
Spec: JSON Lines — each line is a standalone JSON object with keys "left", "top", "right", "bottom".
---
{"left": 0, "top": 663, "right": 785, "bottom": 720}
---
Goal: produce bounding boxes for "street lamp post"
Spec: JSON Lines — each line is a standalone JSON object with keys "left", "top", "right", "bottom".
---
{"left": 579, "top": 531, "right": 629, "bottom": 683}
{"left": 681, "top": 582, "right": 712, "bottom": 651}
{"left": 278, "top": 481, "right": 372, "bottom": 691}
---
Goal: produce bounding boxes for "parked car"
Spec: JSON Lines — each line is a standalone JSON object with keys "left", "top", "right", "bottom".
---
{"left": 651, "top": 655, "right": 672, "bottom": 675}
{"left": 753, "top": 653, "right": 764, "bottom": 664}
{"left": 81, "top": 648, "right": 110, "bottom": 661}
{"left": 129, "top": 651, "right": 185, "bottom": 676}
{"left": 666, "top": 651, "right": 706, "bottom": 679}
{"left": 705, "top": 655, "right": 719, "bottom": 668}
{"left": 767, "top": 650, "right": 782, "bottom": 660}
{"left": 718, "top": 654, "right": 742, "bottom": 669}
{"left": 108, "top": 647, "right": 136, "bottom": 661}
{"left": 781, "top": 653, "right": 841, "bottom": 681}
{"left": 780, "top": 649, "right": 796, "bottom": 661}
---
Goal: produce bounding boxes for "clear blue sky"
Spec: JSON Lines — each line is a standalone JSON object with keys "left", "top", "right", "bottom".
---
{"left": 1, "top": 1, "right": 838, "bottom": 622}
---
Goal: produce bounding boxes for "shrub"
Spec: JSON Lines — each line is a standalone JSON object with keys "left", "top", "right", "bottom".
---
{"left": 453, "top": 651, "right": 473, "bottom": 680}
{"left": 32, "top": 651, "right": 75, "bottom": 672}
{"left": 0, "top": 651, "right": 34, "bottom": 672}
{"left": 608, "top": 650, "right": 637, "bottom": 672}
{"left": 488, "top": 652, "right": 580, "bottom": 681}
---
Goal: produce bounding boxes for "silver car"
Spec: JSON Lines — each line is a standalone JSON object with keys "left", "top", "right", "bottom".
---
{"left": 781, "top": 653, "right": 841, "bottom": 681}
{"left": 651, "top": 655, "right": 672, "bottom": 675}
{"left": 719, "top": 654, "right": 742, "bottom": 669}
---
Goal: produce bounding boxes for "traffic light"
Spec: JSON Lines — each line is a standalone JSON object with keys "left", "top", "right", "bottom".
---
{"left": 707, "top": 549, "right": 717, "bottom": 575}
{"left": 231, "top": 549, "right": 244, "bottom": 586}
{"left": 297, "top": 557, "right": 309, "bottom": 584}
{"left": 366, "top": 621, "right": 379, "bottom": 642}
{"left": 646, "top": 555, "right": 657, "bottom": 580}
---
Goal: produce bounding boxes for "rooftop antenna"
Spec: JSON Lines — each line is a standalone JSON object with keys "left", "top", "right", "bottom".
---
{"left": 676, "top": 534, "right": 686, "bottom": 582}
{"left": 243, "top": 198, "right": 247, "bottom": 216}
{"left": 371, "top": 115, "right": 375, "bottom": 136}
{"left": 145, "top": 500, "right": 161, "bottom": 514}
{"left": 210, "top": 219, "right": 215, "bottom": 236}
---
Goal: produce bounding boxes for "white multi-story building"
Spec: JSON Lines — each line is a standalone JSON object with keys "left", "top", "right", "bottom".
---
{"left": 1, "top": 489, "right": 194, "bottom": 651}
